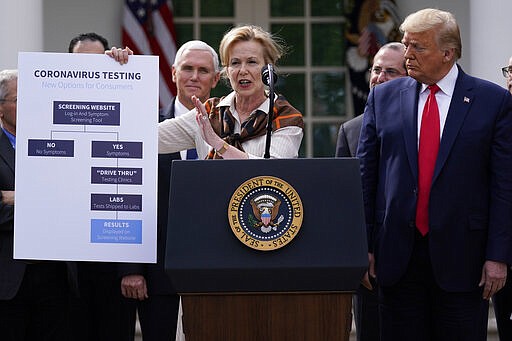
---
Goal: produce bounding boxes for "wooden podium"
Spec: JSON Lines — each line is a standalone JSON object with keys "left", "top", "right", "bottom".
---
{"left": 165, "top": 159, "right": 367, "bottom": 341}
{"left": 181, "top": 293, "right": 352, "bottom": 340}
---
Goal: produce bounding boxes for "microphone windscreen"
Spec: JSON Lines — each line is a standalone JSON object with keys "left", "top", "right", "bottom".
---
{"left": 261, "top": 64, "right": 277, "bottom": 86}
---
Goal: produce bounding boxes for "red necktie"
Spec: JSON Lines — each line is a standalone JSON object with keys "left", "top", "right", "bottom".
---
{"left": 416, "top": 84, "right": 440, "bottom": 236}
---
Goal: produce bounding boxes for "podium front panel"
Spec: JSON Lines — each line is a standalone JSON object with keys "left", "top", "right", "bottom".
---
{"left": 165, "top": 158, "right": 367, "bottom": 293}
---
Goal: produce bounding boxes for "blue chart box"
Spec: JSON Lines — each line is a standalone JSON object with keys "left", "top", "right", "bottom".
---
{"left": 28, "top": 139, "right": 74, "bottom": 157}
{"left": 53, "top": 100, "right": 121, "bottom": 126}
{"left": 91, "top": 141, "right": 143, "bottom": 158}
{"left": 90, "top": 193, "right": 142, "bottom": 211}
{"left": 90, "top": 219, "right": 142, "bottom": 244}
{"left": 91, "top": 167, "right": 143, "bottom": 185}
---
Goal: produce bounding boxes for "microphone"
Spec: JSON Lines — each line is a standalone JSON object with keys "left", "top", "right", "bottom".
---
{"left": 262, "top": 64, "right": 277, "bottom": 159}
{"left": 261, "top": 64, "right": 277, "bottom": 87}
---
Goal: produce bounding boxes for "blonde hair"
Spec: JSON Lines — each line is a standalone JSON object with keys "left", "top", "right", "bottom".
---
{"left": 219, "top": 25, "right": 285, "bottom": 73}
{"left": 400, "top": 8, "right": 462, "bottom": 60}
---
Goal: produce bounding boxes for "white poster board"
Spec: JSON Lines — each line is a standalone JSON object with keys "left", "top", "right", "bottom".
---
{"left": 14, "top": 52, "right": 159, "bottom": 263}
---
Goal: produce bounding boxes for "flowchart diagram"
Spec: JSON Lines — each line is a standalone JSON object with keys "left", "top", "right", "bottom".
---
{"left": 31, "top": 100, "right": 144, "bottom": 244}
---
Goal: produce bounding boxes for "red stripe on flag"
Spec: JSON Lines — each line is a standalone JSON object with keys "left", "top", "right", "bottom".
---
{"left": 159, "top": 4, "right": 178, "bottom": 43}
{"left": 122, "top": 1, "right": 177, "bottom": 108}
{"left": 145, "top": 30, "right": 175, "bottom": 95}
{"left": 121, "top": 31, "right": 142, "bottom": 56}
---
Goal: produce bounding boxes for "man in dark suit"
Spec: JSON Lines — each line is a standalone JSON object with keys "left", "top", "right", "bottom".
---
{"left": 119, "top": 40, "right": 219, "bottom": 341}
{"left": 335, "top": 42, "right": 406, "bottom": 341}
{"left": 336, "top": 42, "right": 406, "bottom": 157}
{"left": 0, "top": 69, "right": 78, "bottom": 340}
{"left": 492, "top": 56, "right": 512, "bottom": 341}
{"left": 358, "top": 8, "right": 512, "bottom": 341}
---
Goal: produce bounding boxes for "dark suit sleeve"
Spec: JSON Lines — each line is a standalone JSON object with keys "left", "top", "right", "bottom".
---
{"left": 336, "top": 116, "right": 364, "bottom": 157}
{"left": 0, "top": 141, "right": 14, "bottom": 229}
{"left": 0, "top": 202, "right": 14, "bottom": 229}
{"left": 335, "top": 123, "right": 351, "bottom": 157}
{"left": 356, "top": 90, "right": 379, "bottom": 252}
{"left": 487, "top": 92, "right": 512, "bottom": 263}
{"left": 0, "top": 187, "right": 14, "bottom": 228}
{"left": 118, "top": 263, "right": 146, "bottom": 278}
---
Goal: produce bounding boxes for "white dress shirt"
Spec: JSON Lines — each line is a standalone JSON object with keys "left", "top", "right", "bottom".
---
{"left": 417, "top": 63, "right": 459, "bottom": 144}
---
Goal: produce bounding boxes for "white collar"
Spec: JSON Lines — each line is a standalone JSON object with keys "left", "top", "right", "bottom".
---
{"left": 421, "top": 63, "right": 459, "bottom": 96}
{"left": 174, "top": 98, "right": 190, "bottom": 118}
{"left": 217, "top": 91, "right": 271, "bottom": 116}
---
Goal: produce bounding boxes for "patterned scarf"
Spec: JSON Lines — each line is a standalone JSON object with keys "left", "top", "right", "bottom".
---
{"left": 204, "top": 94, "right": 304, "bottom": 159}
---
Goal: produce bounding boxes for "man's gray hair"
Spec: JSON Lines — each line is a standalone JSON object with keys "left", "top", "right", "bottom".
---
{"left": 0, "top": 70, "right": 17, "bottom": 100}
{"left": 173, "top": 40, "right": 220, "bottom": 72}
{"left": 378, "top": 42, "right": 406, "bottom": 70}
{"left": 380, "top": 42, "right": 406, "bottom": 53}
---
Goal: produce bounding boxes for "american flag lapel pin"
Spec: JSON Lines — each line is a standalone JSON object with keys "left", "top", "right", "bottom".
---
{"left": 463, "top": 96, "right": 470, "bottom": 103}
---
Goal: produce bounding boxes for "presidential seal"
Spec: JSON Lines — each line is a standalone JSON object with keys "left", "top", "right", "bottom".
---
{"left": 228, "top": 176, "right": 303, "bottom": 251}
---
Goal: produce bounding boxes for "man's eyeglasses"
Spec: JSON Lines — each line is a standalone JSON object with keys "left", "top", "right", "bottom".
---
{"left": 501, "top": 66, "right": 512, "bottom": 78}
{"left": 0, "top": 97, "right": 16, "bottom": 104}
{"left": 369, "top": 67, "right": 402, "bottom": 77}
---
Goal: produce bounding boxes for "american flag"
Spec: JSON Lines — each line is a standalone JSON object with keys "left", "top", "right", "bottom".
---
{"left": 123, "top": 0, "right": 178, "bottom": 108}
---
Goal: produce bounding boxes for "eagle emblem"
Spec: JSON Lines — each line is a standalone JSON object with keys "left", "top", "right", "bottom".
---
{"left": 228, "top": 176, "right": 303, "bottom": 251}
{"left": 250, "top": 194, "right": 284, "bottom": 233}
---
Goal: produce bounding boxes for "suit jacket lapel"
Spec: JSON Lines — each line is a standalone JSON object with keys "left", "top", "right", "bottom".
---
{"left": 401, "top": 80, "right": 421, "bottom": 180}
{"left": 433, "top": 68, "right": 473, "bottom": 182}
{"left": 169, "top": 97, "right": 177, "bottom": 119}
{"left": 0, "top": 130, "right": 14, "bottom": 173}
{"left": 159, "top": 97, "right": 177, "bottom": 121}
